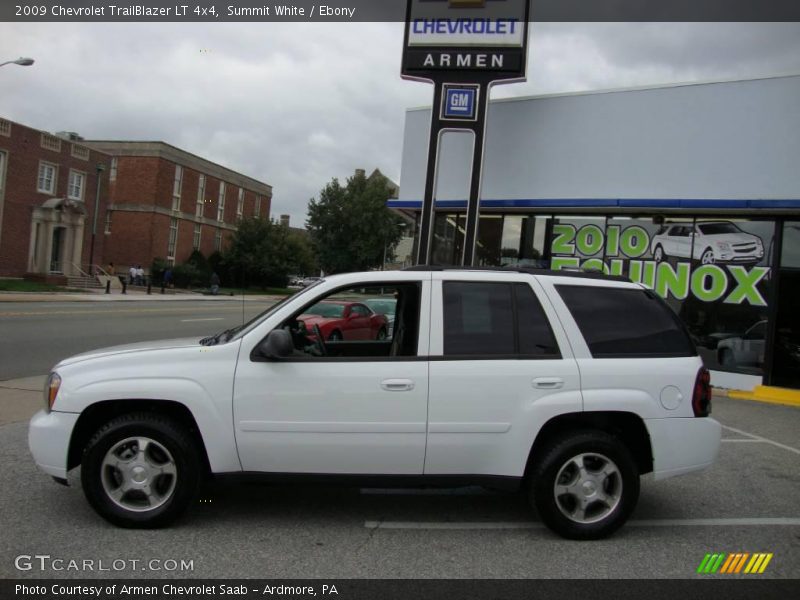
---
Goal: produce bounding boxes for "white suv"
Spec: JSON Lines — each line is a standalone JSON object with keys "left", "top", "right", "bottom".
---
{"left": 650, "top": 221, "right": 765, "bottom": 265}
{"left": 29, "top": 268, "right": 721, "bottom": 540}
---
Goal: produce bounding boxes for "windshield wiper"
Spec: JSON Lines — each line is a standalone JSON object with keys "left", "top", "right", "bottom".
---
{"left": 199, "top": 326, "right": 240, "bottom": 346}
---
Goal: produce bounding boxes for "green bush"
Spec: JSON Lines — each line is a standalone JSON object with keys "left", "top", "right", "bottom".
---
{"left": 172, "top": 263, "right": 205, "bottom": 288}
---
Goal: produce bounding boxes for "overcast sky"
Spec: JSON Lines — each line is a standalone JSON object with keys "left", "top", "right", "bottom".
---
{"left": 2, "top": 22, "right": 800, "bottom": 226}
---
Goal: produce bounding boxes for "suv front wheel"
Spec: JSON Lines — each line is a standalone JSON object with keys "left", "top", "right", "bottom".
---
{"left": 81, "top": 413, "right": 201, "bottom": 528}
{"left": 530, "top": 431, "right": 639, "bottom": 540}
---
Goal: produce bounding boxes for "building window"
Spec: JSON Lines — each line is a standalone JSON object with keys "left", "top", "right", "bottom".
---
{"left": 67, "top": 170, "right": 86, "bottom": 201}
{"left": 193, "top": 224, "right": 202, "bottom": 250}
{"left": 172, "top": 164, "right": 183, "bottom": 211}
{"left": 196, "top": 174, "right": 206, "bottom": 217}
{"left": 254, "top": 195, "right": 261, "bottom": 217}
{"left": 40, "top": 132, "right": 62, "bottom": 152}
{"left": 168, "top": 217, "right": 179, "bottom": 263}
{"left": 0, "top": 151, "right": 6, "bottom": 191}
{"left": 37, "top": 162, "right": 57, "bottom": 194}
{"left": 217, "top": 181, "right": 226, "bottom": 222}
{"left": 110, "top": 157, "right": 117, "bottom": 182}
{"left": 104, "top": 210, "right": 112, "bottom": 234}
{"left": 0, "top": 118, "right": 10, "bottom": 137}
{"left": 71, "top": 144, "right": 89, "bottom": 161}
{"left": 214, "top": 229, "right": 222, "bottom": 251}
{"left": 237, "top": 187, "right": 244, "bottom": 218}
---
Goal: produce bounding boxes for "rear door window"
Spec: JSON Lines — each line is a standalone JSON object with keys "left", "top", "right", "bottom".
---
{"left": 514, "top": 283, "right": 560, "bottom": 357}
{"left": 442, "top": 281, "right": 560, "bottom": 358}
{"left": 556, "top": 285, "right": 695, "bottom": 358}
{"left": 443, "top": 282, "right": 515, "bottom": 356}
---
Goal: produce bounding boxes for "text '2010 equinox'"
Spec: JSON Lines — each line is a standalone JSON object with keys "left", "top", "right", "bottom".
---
{"left": 29, "top": 268, "right": 721, "bottom": 539}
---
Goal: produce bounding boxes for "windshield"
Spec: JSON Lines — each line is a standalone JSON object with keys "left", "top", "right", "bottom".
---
{"left": 302, "top": 302, "right": 345, "bottom": 318}
{"left": 225, "top": 280, "right": 324, "bottom": 342}
{"left": 699, "top": 223, "right": 741, "bottom": 235}
{"left": 365, "top": 299, "right": 396, "bottom": 315}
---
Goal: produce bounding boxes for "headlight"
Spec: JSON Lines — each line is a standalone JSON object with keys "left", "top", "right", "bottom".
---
{"left": 44, "top": 372, "right": 61, "bottom": 412}
{"left": 716, "top": 242, "right": 731, "bottom": 251}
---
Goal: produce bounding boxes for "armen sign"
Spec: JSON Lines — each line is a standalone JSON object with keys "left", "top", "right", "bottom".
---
{"left": 402, "top": 0, "right": 530, "bottom": 265}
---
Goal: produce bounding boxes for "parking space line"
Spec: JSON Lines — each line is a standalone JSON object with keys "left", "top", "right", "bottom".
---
{"left": 180, "top": 318, "right": 225, "bottom": 322}
{"left": 364, "top": 518, "right": 800, "bottom": 530}
{"left": 722, "top": 425, "right": 800, "bottom": 455}
{"left": 721, "top": 438, "right": 764, "bottom": 443}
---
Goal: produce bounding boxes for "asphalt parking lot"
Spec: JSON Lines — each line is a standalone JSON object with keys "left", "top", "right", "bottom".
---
{"left": 1, "top": 394, "right": 798, "bottom": 580}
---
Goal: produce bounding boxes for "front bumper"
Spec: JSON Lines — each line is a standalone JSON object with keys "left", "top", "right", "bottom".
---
{"left": 645, "top": 417, "right": 722, "bottom": 480}
{"left": 28, "top": 409, "right": 79, "bottom": 480}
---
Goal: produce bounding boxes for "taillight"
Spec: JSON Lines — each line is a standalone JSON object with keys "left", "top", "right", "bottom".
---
{"left": 692, "top": 367, "right": 711, "bottom": 417}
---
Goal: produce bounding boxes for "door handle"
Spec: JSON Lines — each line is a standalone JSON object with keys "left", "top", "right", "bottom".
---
{"left": 381, "top": 379, "right": 415, "bottom": 392}
{"left": 533, "top": 377, "right": 564, "bottom": 389}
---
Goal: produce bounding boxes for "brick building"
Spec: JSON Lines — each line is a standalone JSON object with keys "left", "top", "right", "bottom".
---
{"left": 83, "top": 141, "right": 272, "bottom": 273}
{"left": 0, "top": 117, "right": 112, "bottom": 279}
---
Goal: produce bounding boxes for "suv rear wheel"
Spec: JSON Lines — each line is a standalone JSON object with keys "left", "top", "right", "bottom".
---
{"left": 81, "top": 413, "right": 201, "bottom": 528}
{"left": 530, "top": 430, "right": 639, "bottom": 540}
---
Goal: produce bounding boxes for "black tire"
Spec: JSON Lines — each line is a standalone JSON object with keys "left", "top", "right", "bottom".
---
{"left": 376, "top": 327, "right": 387, "bottom": 341}
{"left": 328, "top": 330, "right": 342, "bottom": 342}
{"left": 81, "top": 412, "right": 201, "bottom": 528}
{"left": 653, "top": 244, "right": 664, "bottom": 263}
{"left": 529, "top": 430, "right": 639, "bottom": 540}
{"left": 700, "top": 248, "right": 715, "bottom": 265}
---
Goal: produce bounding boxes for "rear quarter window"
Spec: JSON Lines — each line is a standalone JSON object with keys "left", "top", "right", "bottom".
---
{"left": 556, "top": 285, "right": 696, "bottom": 358}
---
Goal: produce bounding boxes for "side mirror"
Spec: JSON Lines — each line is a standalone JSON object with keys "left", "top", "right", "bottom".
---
{"left": 258, "top": 329, "right": 293, "bottom": 359}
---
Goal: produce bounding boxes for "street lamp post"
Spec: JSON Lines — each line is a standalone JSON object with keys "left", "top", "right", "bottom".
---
{"left": 0, "top": 57, "right": 34, "bottom": 68}
{"left": 88, "top": 163, "right": 106, "bottom": 275}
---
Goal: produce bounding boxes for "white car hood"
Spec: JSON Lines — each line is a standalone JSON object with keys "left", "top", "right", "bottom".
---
{"left": 55, "top": 337, "right": 202, "bottom": 368}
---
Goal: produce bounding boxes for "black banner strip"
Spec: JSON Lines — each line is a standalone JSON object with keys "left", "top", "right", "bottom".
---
{"left": 3, "top": 1, "right": 800, "bottom": 23}
{"left": 3, "top": 579, "right": 799, "bottom": 600}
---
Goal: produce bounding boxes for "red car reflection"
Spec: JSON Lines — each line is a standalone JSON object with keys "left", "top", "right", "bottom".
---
{"left": 299, "top": 301, "right": 389, "bottom": 341}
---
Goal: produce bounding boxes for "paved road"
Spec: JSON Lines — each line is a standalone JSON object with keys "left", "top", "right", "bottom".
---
{"left": 0, "top": 300, "right": 271, "bottom": 380}
{"left": 1, "top": 396, "right": 798, "bottom": 579}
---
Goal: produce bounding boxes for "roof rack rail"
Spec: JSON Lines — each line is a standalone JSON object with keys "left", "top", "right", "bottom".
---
{"left": 402, "top": 264, "right": 630, "bottom": 283}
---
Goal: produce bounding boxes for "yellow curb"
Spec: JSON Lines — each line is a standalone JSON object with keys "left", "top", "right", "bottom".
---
{"left": 727, "top": 385, "right": 800, "bottom": 408}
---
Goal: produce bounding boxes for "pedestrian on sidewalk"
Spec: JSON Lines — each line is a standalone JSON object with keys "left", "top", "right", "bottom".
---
{"left": 128, "top": 265, "right": 136, "bottom": 285}
{"left": 135, "top": 265, "right": 145, "bottom": 286}
{"left": 210, "top": 271, "right": 220, "bottom": 295}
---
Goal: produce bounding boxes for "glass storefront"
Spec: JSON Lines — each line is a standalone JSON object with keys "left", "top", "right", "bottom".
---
{"left": 430, "top": 211, "right": 790, "bottom": 381}
{"left": 770, "top": 222, "right": 800, "bottom": 388}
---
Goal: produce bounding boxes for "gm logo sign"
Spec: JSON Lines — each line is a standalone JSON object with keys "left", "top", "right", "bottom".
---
{"left": 441, "top": 84, "right": 479, "bottom": 121}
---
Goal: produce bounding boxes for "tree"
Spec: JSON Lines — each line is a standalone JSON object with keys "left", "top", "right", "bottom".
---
{"left": 224, "top": 218, "right": 307, "bottom": 288}
{"left": 306, "top": 171, "right": 404, "bottom": 273}
{"left": 286, "top": 231, "right": 318, "bottom": 276}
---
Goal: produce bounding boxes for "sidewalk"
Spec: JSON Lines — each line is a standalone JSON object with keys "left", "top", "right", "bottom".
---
{"left": 0, "top": 376, "right": 46, "bottom": 426}
{"left": 0, "top": 290, "right": 284, "bottom": 303}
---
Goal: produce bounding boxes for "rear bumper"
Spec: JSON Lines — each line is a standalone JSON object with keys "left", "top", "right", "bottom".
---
{"left": 645, "top": 417, "right": 721, "bottom": 480}
{"left": 28, "top": 410, "right": 79, "bottom": 480}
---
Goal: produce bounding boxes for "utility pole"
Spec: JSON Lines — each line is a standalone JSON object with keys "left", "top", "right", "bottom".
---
{"left": 88, "top": 162, "right": 106, "bottom": 274}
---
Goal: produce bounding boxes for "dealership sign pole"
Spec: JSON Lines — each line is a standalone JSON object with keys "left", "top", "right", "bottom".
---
{"left": 402, "top": 0, "right": 530, "bottom": 266}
